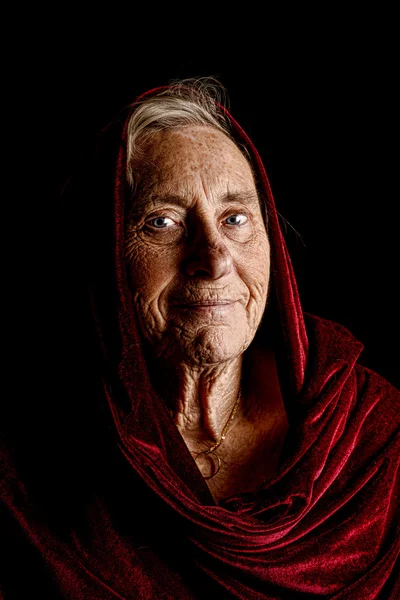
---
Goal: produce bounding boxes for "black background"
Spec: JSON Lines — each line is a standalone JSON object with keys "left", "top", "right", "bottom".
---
{"left": 14, "top": 15, "right": 399, "bottom": 390}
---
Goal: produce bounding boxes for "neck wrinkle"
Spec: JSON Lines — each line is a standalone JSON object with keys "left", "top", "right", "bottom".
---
{"left": 150, "top": 353, "right": 243, "bottom": 443}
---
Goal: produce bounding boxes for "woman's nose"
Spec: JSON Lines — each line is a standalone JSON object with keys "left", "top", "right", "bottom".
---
{"left": 183, "top": 223, "right": 233, "bottom": 279}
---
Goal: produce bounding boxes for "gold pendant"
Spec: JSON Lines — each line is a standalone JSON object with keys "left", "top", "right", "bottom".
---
{"left": 193, "top": 449, "right": 221, "bottom": 479}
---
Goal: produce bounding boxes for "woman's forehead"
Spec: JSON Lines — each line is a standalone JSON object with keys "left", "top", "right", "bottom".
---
{"left": 147, "top": 125, "right": 245, "bottom": 159}
{"left": 137, "top": 126, "right": 255, "bottom": 190}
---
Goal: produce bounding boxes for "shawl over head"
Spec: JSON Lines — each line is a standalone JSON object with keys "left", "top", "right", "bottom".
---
{"left": 1, "top": 85, "right": 399, "bottom": 599}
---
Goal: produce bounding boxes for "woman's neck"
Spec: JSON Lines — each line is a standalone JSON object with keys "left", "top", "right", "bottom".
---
{"left": 150, "top": 354, "right": 244, "bottom": 444}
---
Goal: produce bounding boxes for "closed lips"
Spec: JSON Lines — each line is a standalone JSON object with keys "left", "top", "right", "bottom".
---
{"left": 172, "top": 300, "right": 236, "bottom": 306}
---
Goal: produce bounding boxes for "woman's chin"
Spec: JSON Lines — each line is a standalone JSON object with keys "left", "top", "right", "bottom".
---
{"left": 164, "top": 324, "right": 252, "bottom": 366}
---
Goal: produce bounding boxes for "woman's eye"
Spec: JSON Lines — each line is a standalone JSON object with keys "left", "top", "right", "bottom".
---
{"left": 225, "top": 214, "right": 248, "bottom": 226}
{"left": 148, "top": 216, "right": 175, "bottom": 228}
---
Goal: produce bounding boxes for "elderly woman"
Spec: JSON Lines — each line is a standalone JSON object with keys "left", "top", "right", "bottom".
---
{"left": 1, "top": 79, "right": 399, "bottom": 599}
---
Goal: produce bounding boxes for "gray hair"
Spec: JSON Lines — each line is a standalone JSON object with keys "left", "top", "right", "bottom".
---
{"left": 126, "top": 77, "right": 238, "bottom": 191}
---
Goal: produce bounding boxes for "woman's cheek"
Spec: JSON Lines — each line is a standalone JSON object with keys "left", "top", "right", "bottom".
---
{"left": 127, "top": 249, "right": 153, "bottom": 288}
{"left": 126, "top": 234, "right": 160, "bottom": 283}
{"left": 128, "top": 245, "right": 178, "bottom": 306}
{"left": 239, "top": 242, "right": 270, "bottom": 282}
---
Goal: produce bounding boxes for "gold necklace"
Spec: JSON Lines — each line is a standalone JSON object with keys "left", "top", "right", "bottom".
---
{"left": 192, "top": 390, "right": 241, "bottom": 480}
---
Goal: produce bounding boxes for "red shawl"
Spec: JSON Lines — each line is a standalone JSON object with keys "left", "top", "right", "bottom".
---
{"left": 1, "top": 87, "right": 399, "bottom": 599}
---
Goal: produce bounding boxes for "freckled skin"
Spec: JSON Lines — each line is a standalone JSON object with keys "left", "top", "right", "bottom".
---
{"left": 125, "top": 126, "right": 287, "bottom": 500}
{"left": 125, "top": 127, "right": 270, "bottom": 364}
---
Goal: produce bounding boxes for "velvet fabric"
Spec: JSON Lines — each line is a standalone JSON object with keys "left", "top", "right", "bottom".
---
{"left": 1, "top": 87, "right": 399, "bottom": 599}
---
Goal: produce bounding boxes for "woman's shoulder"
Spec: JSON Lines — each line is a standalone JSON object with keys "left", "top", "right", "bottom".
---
{"left": 302, "top": 312, "right": 399, "bottom": 462}
{"left": 303, "top": 311, "right": 399, "bottom": 394}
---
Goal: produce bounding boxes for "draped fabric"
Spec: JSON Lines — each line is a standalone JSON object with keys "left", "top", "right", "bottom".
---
{"left": 1, "top": 87, "right": 399, "bottom": 599}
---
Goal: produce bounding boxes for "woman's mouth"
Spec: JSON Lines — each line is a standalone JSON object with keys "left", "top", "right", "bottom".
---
{"left": 171, "top": 300, "right": 238, "bottom": 311}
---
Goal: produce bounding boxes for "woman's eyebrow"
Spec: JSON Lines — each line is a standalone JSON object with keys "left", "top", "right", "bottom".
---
{"left": 221, "top": 191, "right": 260, "bottom": 207}
{"left": 131, "top": 190, "right": 260, "bottom": 212}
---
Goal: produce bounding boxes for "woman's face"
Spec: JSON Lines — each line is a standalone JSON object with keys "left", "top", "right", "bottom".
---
{"left": 125, "top": 126, "right": 270, "bottom": 366}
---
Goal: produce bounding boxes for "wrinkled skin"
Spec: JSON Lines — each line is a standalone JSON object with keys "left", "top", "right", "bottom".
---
{"left": 125, "top": 126, "right": 284, "bottom": 497}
